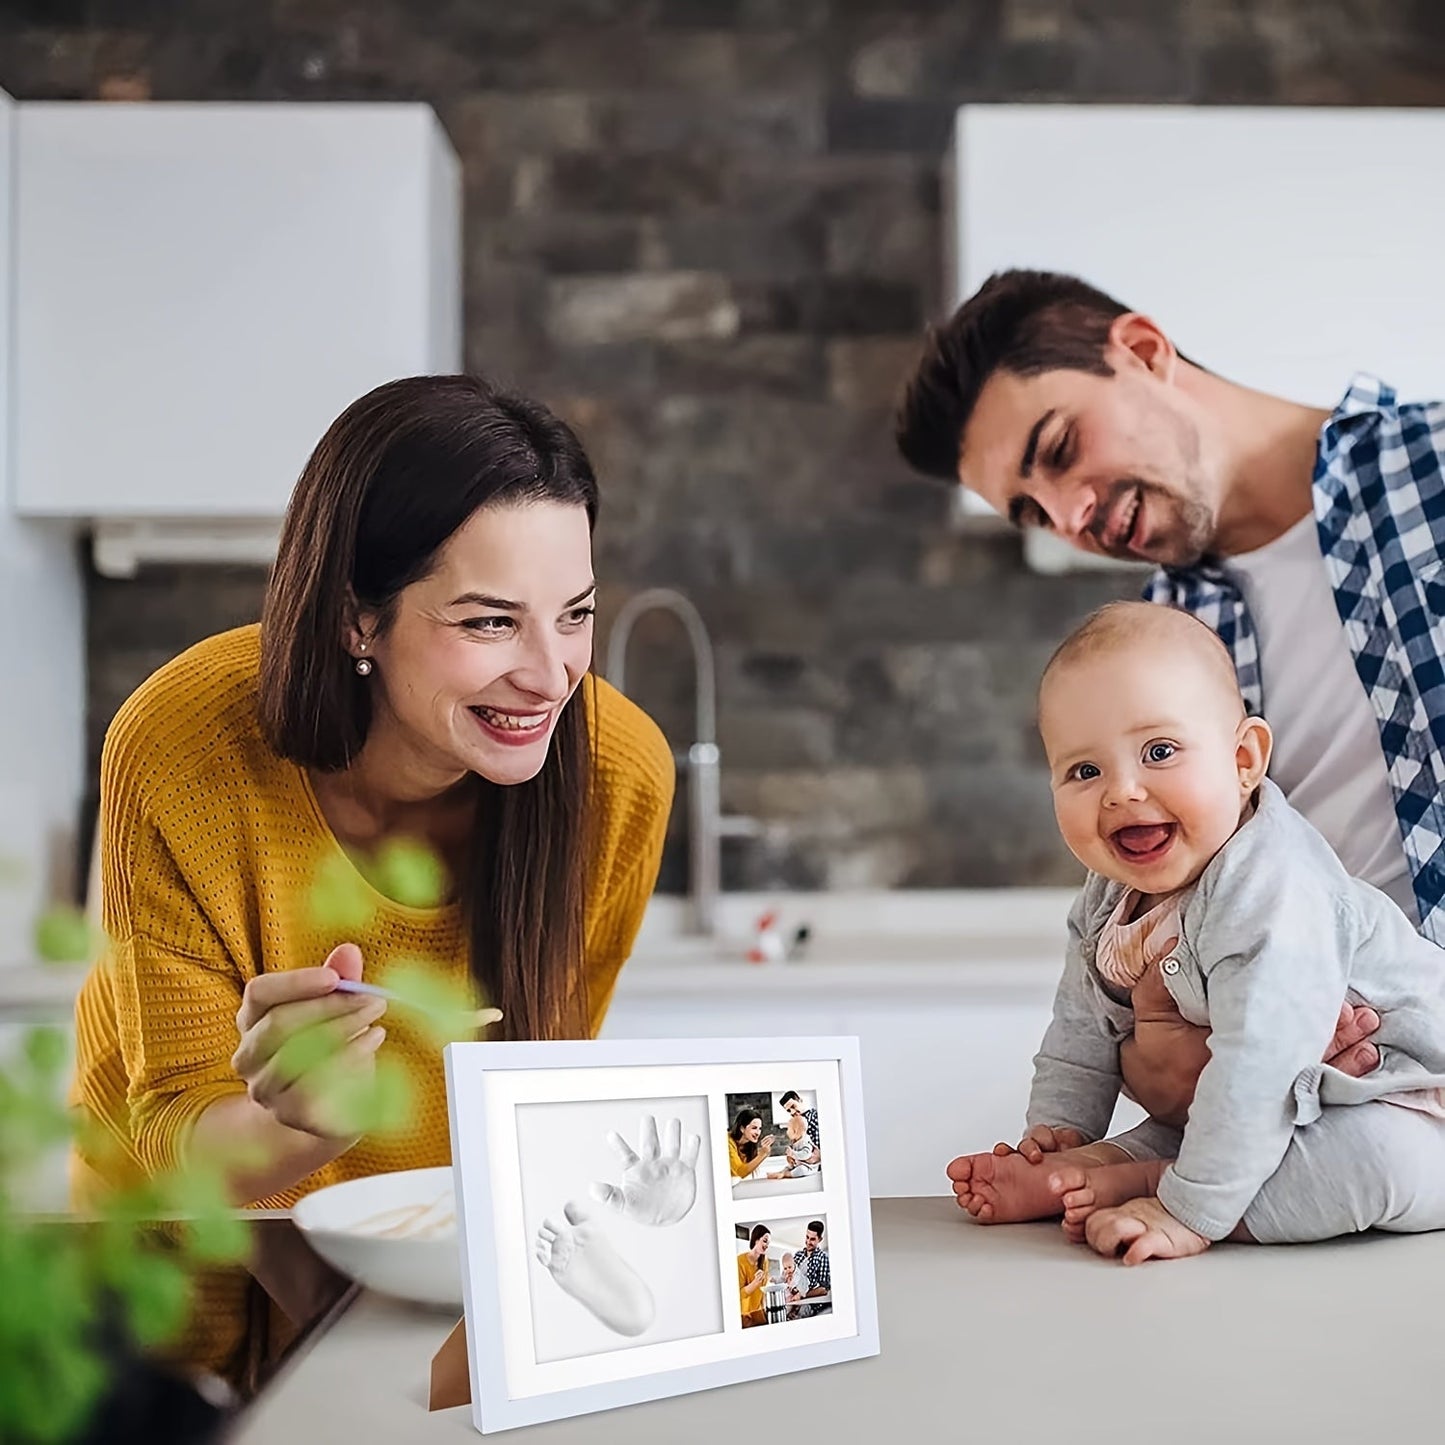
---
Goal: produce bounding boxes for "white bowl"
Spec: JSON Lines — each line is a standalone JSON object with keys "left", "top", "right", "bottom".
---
{"left": 291, "top": 1166, "right": 463, "bottom": 1309}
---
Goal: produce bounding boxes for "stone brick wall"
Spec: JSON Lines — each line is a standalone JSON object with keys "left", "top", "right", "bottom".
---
{"left": 6, "top": 1, "right": 1442, "bottom": 892}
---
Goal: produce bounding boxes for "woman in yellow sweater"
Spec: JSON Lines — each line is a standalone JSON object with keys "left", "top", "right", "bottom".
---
{"left": 72, "top": 374, "right": 674, "bottom": 1213}
{"left": 738, "top": 1224, "right": 771, "bottom": 1327}
{"left": 728, "top": 1109, "right": 777, "bottom": 1181}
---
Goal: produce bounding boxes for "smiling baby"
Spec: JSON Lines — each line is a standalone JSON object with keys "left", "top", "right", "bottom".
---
{"left": 947, "top": 601, "right": 1445, "bottom": 1263}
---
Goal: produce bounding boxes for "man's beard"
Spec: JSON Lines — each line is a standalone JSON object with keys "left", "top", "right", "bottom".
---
{"left": 1090, "top": 477, "right": 1213, "bottom": 568}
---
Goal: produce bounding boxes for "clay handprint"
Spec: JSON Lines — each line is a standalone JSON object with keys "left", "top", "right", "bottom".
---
{"left": 589, "top": 1114, "right": 701, "bottom": 1226}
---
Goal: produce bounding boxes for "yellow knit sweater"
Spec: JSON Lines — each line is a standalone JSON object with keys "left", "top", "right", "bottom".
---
{"left": 72, "top": 624, "right": 674, "bottom": 1209}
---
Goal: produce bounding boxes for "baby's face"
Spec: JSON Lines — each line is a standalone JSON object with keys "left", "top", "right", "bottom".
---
{"left": 1039, "top": 642, "right": 1269, "bottom": 895}
{"left": 788, "top": 1115, "right": 806, "bottom": 1140}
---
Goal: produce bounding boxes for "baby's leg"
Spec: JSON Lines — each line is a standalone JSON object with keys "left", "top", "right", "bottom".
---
{"left": 948, "top": 1140, "right": 1133, "bottom": 1224}
{"left": 1240, "top": 1102, "right": 1445, "bottom": 1244}
{"left": 1052, "top": 1156, "right": 1172, "bottom": 1242}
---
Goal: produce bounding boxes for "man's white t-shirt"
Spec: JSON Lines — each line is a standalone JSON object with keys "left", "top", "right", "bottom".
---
{"left": 1222, "top": 512, "right": 1418, "bottom": 922}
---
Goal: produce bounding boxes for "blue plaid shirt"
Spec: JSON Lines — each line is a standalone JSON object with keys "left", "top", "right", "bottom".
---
{"left": 1145, "top": 376, "right": 1445, "bottom": 946}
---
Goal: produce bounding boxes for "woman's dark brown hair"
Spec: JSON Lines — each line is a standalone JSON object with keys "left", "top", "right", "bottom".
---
{"left": 259, "top": 374, "right": 598, "bottom": 1041}
{"left": 748, "top": 1224, "right": 770, "bottom": 1249}
{"left": 731, "top": 1109, "right": 763, "bottom": 1163}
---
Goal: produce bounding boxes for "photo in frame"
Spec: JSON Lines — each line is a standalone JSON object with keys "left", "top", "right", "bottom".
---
{"left": 444, "top": 1037, "right": 878, "bottom": 1435}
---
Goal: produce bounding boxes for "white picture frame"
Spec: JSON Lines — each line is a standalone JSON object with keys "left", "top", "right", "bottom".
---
{"left": 444, "top": 1036, "right": 878, "bottom": 1435}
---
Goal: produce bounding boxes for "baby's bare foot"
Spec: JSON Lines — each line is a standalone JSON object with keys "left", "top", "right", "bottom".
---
{"left": 1049, "top": 1164, "right": 1096, "bottom": 1243}
{"left": 1051, "top": 1158, "right": 1170, "bottom": 1243}
{"left": 945, "top": 1150, "right": 1070, "bottom": 1223}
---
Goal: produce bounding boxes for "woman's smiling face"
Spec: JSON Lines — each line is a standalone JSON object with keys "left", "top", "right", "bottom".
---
{"left": 357, "top": 501, "right": 595, "bottom": 789}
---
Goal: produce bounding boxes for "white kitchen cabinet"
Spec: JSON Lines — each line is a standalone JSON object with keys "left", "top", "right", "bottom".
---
{"left": 947, "top": 105, "right": 1445, "bottom": 571}
{"left": 0, "top": 88, "right": 87, "bottom": 966}
{"left": 13, "top": 102, "right": 461, "bottom": 521}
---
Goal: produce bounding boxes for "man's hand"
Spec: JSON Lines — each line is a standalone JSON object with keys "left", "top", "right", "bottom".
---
{"left": 1119, "top": 960, "right": 1209, "bottom": 1127}
{"left": 1121, "top": 963, "right": 1382, "bottom": 1128}
{"left": 1326, "top": 1001, "right": 1381, "bottom": 1075}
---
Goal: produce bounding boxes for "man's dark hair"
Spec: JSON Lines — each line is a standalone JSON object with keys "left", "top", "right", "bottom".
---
{"left": 893, "top": 269, "right": 1130, "bottom": 482}
{"left": 779, "top": 1090, "right": 800, "bottom": 1107}
{"left": 807, "top": 1220, "right": 824, "bottom": 1237}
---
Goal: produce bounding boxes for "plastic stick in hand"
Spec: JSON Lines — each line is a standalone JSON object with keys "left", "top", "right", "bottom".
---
{"left": 333, "top": 978, "right": 503, "bottom": 1028}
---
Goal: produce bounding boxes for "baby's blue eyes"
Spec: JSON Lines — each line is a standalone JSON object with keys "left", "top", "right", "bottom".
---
{"left": 1067, "top": 743, "right": 1177, "bottom": 781}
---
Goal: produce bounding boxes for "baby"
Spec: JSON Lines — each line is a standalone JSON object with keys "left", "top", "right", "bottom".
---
{"left": 780, "top": 1111, "right": 820, "bottom": 1176}
{"left": 948, "top": 601, "right": 1445, "bottom": 1263}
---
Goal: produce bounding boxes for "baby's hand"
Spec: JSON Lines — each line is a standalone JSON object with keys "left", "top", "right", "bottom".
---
{"left": 1083, "top": 1196, "right": 1211, "bottom": 1265}
{"left": 996, "top": 1124, "right": 1089, "bottom": 1165}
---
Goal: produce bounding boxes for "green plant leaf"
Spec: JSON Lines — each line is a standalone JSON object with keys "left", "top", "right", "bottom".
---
{"left": 306, "top": 852, "right": 377, "bottom": 932}
{"left": 271, "top": 1018, "right": 347, "bottom": 1081}
{"left": 0, "top": 1024, "right": 251, "bottom": 1444}
{"left": 33, "top": 906, "right": 100, "bottom": 964}
{"left": 369, "top": 837, "right": 449, "bottom": 908}
{"left": 23, "top": 1026, "right": 69, "bottom": 1079}
{"left": 377, "top": 959, "right": 485, "bottom": 1046}
{"left": 0, "top": 1339, "right": 109, "bottom": 1444}
{"left": 112, "top": 1251, "right": 192, "bottom": 1348}
{"left": 320, "top": 1053, "right": 415, "bottom": 1138}
{"left": 162, "top": 1169, "right": 249, "bottom": 1264}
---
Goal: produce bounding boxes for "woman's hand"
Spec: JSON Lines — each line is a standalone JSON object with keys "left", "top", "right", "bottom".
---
{"left": 1122, "top": 961, "right": 1383, "bottom": 1129}
{"left": 231, "top": 942, "right": 387, "bottom": 1140}
{"left": 749, "top": 1268, "right": 767, "bottom": 1292}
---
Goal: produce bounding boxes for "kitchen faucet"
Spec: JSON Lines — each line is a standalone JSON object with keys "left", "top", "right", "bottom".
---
{"left": 605, "top": 588, "right": 760, "bottom": 936}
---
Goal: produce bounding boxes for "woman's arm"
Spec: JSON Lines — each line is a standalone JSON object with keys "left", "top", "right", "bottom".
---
{"left": 186, "top": 1094, "right": 354, "bottom": 1204}
{"left": 107, "top": 810, "right": 381, "bottom": 1202}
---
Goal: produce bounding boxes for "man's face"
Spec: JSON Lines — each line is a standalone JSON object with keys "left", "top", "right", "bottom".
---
{"left": 783, "top": 1099, "right": 801, "bottom": 1119}
{"left": 959, "top": 356, "right": 1219, "bottom": 568}
{"left": 804, "top": 1229, "right": 821, "bottom": 1252}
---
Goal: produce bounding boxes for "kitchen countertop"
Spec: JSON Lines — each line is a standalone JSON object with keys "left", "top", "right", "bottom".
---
{"left": 227, "top": 1196, "right": 1443, "bottom": 1444}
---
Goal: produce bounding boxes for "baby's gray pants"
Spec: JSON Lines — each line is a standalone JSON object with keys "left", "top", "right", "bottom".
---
{"left": 1108, "top": 1102, "right": 1445, "bottom": 1243}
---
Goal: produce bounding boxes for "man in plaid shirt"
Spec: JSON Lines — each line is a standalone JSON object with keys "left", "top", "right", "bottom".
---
{"left": 792, "top": 1221, "right": 830, "bottom": 1316}
{"left": 893, "top": 268, "right": 1441, "bottom": 1125}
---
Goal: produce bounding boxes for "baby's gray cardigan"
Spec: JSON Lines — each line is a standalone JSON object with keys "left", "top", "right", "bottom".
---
{"left": 1026, "top": 777, "right": 1445, "bottom": 1240}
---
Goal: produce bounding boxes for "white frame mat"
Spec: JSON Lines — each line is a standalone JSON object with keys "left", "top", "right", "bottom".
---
{"left": 444, "top": 1036, "right": 878, "bottom": 1434}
